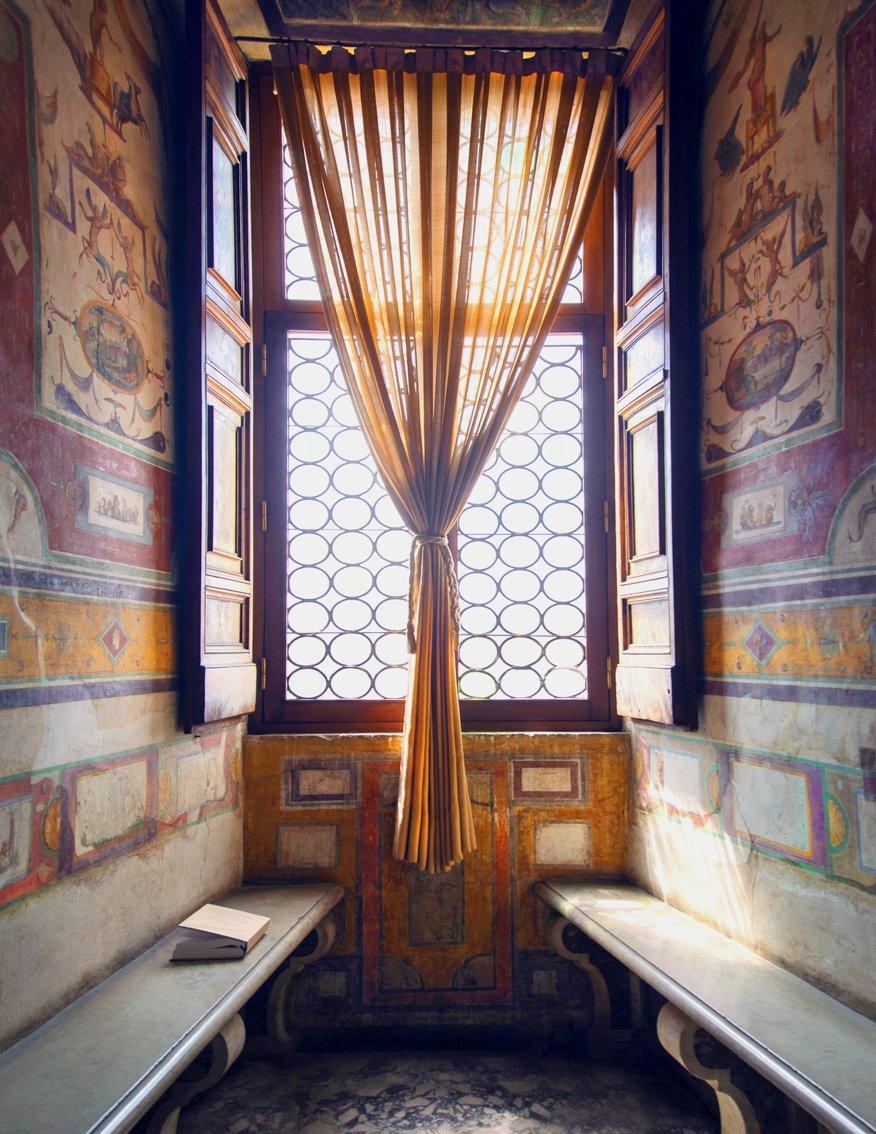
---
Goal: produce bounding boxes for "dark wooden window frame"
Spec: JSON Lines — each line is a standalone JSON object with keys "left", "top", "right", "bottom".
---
{"left": 249, "top": 68, "right": 618, "bottom": 734}
{"left": 184, "top": 0, "right": 256, "bottom": 729}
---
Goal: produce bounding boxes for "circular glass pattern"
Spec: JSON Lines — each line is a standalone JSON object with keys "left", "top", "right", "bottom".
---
{"left": 282, "top": 143, "right": 321, "bottom": 301}
{"left": 285, "top": 329, "right": 589, "bottom": 703}
{"left": 287, "top": 667, "right": 328, "bottom": 699}
{"left": 289, "top": 532, "right": 330, "bottom": 567}
{"left": 457, "top": 333, "right": 588, "bottom": 700}
{"left": 287, "top": 635, "right": 328, "bottom": 667}
{"left": 286, "top": 332, "right": 411, "bottom": 700}
{"left": 289, "top": 464, "right": 330, "bottom": 499}
{"left": 289, "top": 430, "right": 331, "bottom": 465}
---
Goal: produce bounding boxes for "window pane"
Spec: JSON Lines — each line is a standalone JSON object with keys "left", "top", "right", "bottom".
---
{"left": 282, "top": 142, "right": 321, "bottom": 301}
{"left": 457, "top": 334, "right": 587, "bottom": 700}
{"left": 283, "top": 137, "right": 583, "bottom": 307}
{"left": 286, "top": 332, "right": 410, "bottom": 699}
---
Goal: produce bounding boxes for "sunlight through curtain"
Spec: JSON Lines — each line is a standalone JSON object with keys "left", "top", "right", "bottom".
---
{"left": 272, "top": 42, "right": 614, "bottom": 872}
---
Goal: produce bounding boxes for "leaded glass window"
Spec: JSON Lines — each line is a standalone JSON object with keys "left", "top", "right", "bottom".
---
{"left": 260, "top": 90, "right": 610, "bottom": 729}
{"left": 284, "top": 327, "right": 589, "bottom": 702}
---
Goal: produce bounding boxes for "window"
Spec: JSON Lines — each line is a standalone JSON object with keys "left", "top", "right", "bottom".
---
{"left": 254, "top": 75, "right": 614, "bottom": 732}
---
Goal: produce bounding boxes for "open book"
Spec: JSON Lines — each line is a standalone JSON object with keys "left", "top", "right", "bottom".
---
{"left": 170, "top": 903, "right": 270, "bottom": 962}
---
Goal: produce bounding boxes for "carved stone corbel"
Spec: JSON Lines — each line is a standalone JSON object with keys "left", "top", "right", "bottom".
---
{"left": 545, "top": 912, "right": 643, "bottom": 1060}
{"left": 657, "top": 1002, "right": 760, "bottom": 1134}
{"left": 265, "top": 917, "right": 337, "bottom": 1050}
{"left": 144, "top": 1012, "right": 246, "bottom": 1134}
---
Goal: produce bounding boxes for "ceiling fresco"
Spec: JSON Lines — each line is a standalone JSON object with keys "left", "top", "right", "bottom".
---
{"left": 258, "top": 0, "right": 629, "bottom": 43}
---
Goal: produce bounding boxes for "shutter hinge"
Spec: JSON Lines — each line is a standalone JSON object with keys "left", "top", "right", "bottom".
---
{"left": 606, "top": 657, "right": 613, "bottom": 690}
{"left": 261, "top": 343, "right": 267, "bottom": 377}
{"left": 260, "top": 656, "right": 267, "bottom": 691}
{"left": 260, "top": 499, "right": 268, "bottom": 533}
{"left": 601, "top": 345, "right": 608, "bottom": 379}
{"left": 603, "top": 500, "right": 610, "bottom": 534}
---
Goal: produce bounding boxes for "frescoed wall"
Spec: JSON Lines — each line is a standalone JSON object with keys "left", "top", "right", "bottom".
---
{"left": 0, "top": 0, "right": 242, "bottom": 1050}
{"left": 244, "top": 732, "right": 629, "bottom": 1039}
{"left": 628, "top": 0, "right": 875, "bottom": 1015}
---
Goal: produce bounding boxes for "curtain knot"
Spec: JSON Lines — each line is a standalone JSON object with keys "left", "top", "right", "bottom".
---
{"left": 407, "top": 533, "right": 460, "bottom": 654}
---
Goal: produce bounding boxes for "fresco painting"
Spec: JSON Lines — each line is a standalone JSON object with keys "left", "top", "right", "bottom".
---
{"left": 0, "top": 0, "right": 177, "bottom": 706}
{"left": 37, "top": 0, "right": 173, "bottom": 461}
{"left": 244, "top": 734, "right": 627, "bottom": 1032}
{"left": 0, "top": 1, "right": 243, "bottom": 1048}
{"left": 628, "top": 0, "right": 876, "bottom": 1015}
{"left": 272, "top": 0, "right": 614, "bottom": 33}
{"left": 701, "top": 0, "right": 842, "bottom": 470}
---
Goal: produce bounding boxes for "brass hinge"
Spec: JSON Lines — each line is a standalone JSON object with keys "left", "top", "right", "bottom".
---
{"left": 603, "top": 500, "right": 610, "bottom": 534}
{"left": 260, "top": 656, "right": 267, "bottom": 691}
{"left": 261, "top": 343, "right": 267, "bottom": 377}
{"left": 606, "top": 657, "right": 613, "bottom": 690}
{"left": 260, "top": 499, "right": 267, "bottom": 533}
{"left": 601, "top": 345, "right": 608, "bottom": 379}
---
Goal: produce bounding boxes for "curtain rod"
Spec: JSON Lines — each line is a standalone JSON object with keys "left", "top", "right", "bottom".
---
{"left": 235, "top": 34, "right": 627, "bottom": 55}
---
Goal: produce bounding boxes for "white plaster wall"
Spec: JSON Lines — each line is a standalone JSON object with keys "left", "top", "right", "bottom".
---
{"left": 627, "top": 797, "right": 876, "bottom": 1016}
{"left": 0, "top": 807, "right": 242, "bottom": 1049}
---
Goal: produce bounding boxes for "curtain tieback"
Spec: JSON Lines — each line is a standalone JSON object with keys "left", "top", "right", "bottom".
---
{"left": 406, "top": 533, "right": 460, "bottom": 653}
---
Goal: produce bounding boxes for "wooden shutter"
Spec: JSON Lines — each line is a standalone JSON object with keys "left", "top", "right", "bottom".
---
{"left": 185, "top": 0, "right": 256, "bottom": 725}
{"left": 611, "top": 2, "right": 698, "bottom": 726}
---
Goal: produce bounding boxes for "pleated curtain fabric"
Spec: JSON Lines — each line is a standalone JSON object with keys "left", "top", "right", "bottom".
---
{"left": 272, "top": 42, "right": 614, "bottom": 873}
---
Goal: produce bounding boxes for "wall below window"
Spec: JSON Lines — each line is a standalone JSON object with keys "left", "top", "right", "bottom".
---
{"left": 244, "top": 732, "right": 629, "bottom": 1042}
{"left": 0, "top": 0, "right": 242, "bottom": 1050}
{"left": 626, "top": 0, "right": 876, "bottom": 1018}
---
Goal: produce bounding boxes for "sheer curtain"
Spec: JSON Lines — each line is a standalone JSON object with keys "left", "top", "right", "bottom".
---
{"left": 272, "top": 43, "right": 614, "bottom": 872}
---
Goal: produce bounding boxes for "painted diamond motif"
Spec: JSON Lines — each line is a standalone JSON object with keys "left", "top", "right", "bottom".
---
{"left": 100, "top": 618, "right": 130, "bottom": 661}
{"left": 743, "top": 619, "right": 780, "bottom": 667}
{"left": 850, "top": 206, "right": 872, "bottom": 265}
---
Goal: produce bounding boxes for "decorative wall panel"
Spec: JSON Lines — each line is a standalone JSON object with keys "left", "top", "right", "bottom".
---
{"left": 244, "top": 732, "right": 628, "bottom": 1035}
{"left": 0, "top": 0, "right": 244, "bottom": 1048}
{"left": 626, "top": 0, "right": 876, "bottom": 1019}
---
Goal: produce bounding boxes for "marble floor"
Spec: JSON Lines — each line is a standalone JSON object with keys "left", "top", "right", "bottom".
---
{"left": 179, "top": 1049, "right": 717, "bottom": 1133}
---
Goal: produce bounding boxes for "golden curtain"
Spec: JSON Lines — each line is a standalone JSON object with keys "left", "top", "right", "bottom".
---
{"left": 272, "top": 43, "right": 614, "bottom": 873}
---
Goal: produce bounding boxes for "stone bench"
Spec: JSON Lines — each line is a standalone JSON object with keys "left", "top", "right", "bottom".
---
{"left": 535, "top": 879, "right": 876, "bottom": 1134}
{"left": 0, "top": 883, "right": 342, "bottom": 1134}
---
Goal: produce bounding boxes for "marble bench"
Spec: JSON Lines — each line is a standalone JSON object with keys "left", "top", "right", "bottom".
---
{"left": 0, "top": 883, "right": 342, "bottom": 1134}
{"left": 535, "top": 879, "right": 876, "bottom": 1134}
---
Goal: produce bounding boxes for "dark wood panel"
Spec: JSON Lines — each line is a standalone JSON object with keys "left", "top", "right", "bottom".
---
{"left": 627, "top": 595, "right": 671, "bottom": 649}
{"left": 611, "top": 0, "right": 699, "bottom": 726}
{"left": 628, "top": 411, "right": 663, "bottom": 562}
{"left": 207, "top": 402, "right": 242, "bottom": 563}
{"left": 185, "top": 0, "right": 256, "bottom": 726}
{"left": 621, "top": 14, "right": 665, "bottom": 126}
{"left": 619, "top": 311, "right": 663, "bottom": 394}
{"left": 210, "top": 131, "right": 239, "bottom": 288}
{"left": 629, "top": 140, "right": 660, "bottom": 298}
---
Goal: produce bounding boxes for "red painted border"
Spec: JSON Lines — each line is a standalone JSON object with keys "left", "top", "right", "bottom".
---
{"left": 362, "top": 758, "right": 513, "bottom": 1007}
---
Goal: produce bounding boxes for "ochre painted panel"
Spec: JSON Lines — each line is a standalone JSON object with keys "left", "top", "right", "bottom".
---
{"left": 243, "top": 733, "right": 629, "bottom": 1027}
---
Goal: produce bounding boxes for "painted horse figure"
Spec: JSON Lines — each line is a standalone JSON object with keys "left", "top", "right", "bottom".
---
{"left": 112, "top": 72, "right": 149, "bottom": 139}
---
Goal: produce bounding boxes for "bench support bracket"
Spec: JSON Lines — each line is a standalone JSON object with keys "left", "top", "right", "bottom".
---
{"left": 657, "top": 1002, "right": 760, "bottom": 1134}
{"left": 266, "top": 916, "right": 337, "bottom": 1049}
{"left": 144, "top": 1011, "right": 247, "bottom": 1134}
{"left": 546, "top": 913, "right": 643, "bottom": 1060}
